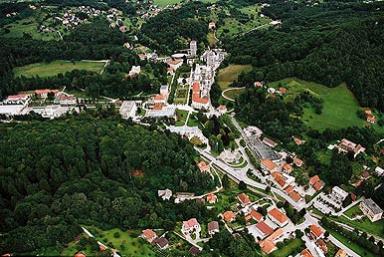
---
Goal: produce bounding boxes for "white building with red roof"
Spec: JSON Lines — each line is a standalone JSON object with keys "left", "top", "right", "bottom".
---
{"left": 267, "top": 208, "right": 289, "bottom": 227}
{"left": 4, "top": 93, "right": 31, "bottom": 105}
{"left": 182, "top": 218, "right": 201, "bottom": 235}
{"left": 191, "top": 81, "right": 209, "bottom": 110}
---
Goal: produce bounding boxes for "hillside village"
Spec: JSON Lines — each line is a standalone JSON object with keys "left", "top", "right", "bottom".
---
{"left": 1, "top": 0, "right": 384, "bottom": 257}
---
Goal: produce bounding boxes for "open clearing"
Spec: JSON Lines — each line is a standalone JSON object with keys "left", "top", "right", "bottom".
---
{"left": 85, "top": 226, "right": 156, "bottom": 257}
{"left": 14, "top": 60, "right": 106, "bottom": 78}
{"left": 217, "top": 64, "right": 252, "bottom": 90}
{"left": 268, "top": 78, "right": 380, "bottom": 131}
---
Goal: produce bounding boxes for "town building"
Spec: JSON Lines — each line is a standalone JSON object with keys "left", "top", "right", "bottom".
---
{"left": 4, "top": 94, "right": 31, "bottom": 105}
{"left": 182, "top": 218, "right": 201, "bottom": 235}
{"left": 222, "top": 211, "right": 236, "bottom": 223}
{"left": 267, "top": 208, "right": 289, "bottom": 227}
{"left": 191, "top": 81, "right": 209, "bottom": 110}
{"left": 206, "top": 193, "right": 217, "bottom": 204}
{"left": 375, "top": 166, "right": 384, "bottom": 177}
{"left": 208, "top": 221, "right": 219, "bottom": 235}
{"left": 128, "top": 65, "right": 141, "bottom": 77}
{"left": 332, "top": 186, "right": 348, "bottom": 203}
{"left": 166, "top": 58, "right": 183, "bottom": 72}
{"left": 153, "top": 237, "right": 169, "bottom": 250}
{"left": 309, "top": 224, "right": 324, "bottom": 239}
{"left": 336, "top": 138, "right": 366, "bottom": 158}
{"left": 158, "top": 189, "right": 172, "bottom": 201}
{"left": 262, "top": 137, "right": 278, "bottom": 148}
{"left": 243, "top": 126, "right": 263, "bottom": 138}
{"left": 237, "top": 193, "right": 251, "bottom": 206}
{"left": 189, "top": 246, "right": 201, "bottom": 256}
{"left": 141, "top": 229, "right": 157, "bottom": 243}
{"left": 119, "top": 101, "right": 137, "bottom": 119}
{"left": 35, "top": 89, "right": 59, "bottom": 98}
{"left": 334, "top": 249, "right": 347, "bottom": 257}
{"left": 197, "top": 160, "right": 210, "bottom": 173}
{"left": 54, "top": 92, "right": 77, "bottom": 106}
{"left": 309, "top": 175, "right": 325, "bottom": 192}
{"left": 255, "top": 221, "right": 274, "bottom": 239}
{"left": 190, "top": 40, "right": 197, "bottom": 56}
{"left": 245, "top": 210, "right": 263, "bottom": 223}
{"left": 359, "top": 198, "right": 383, "bottom": 222}
{"left": 260, "top": 159, "right": 279, "bottom": 173}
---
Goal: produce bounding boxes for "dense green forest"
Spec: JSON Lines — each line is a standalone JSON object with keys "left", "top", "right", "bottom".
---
{"left": 226, "top": 0, "right": 384, "bottom": 111}
{"left": 140, "top": 2, "right": 209, "bottom": 54}
{"left": 0, "top": 115, "right": 215, "bottom": 254}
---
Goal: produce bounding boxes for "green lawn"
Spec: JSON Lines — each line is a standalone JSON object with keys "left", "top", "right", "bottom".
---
{"left": 326, "top": 227, "right": 376, "bottom": 257}
{"left": 268, "top": 78, "right": 383, "bottom": 131}
{"left": 331, "top": 214, "right": 384, "bottom": 238}
{"left": 271, "top": 239, "right": 304, "bottom": 257}
{"left": 176, "top": 109, "right": 189, "bottom": 126}
{"left": 85, "top": 226, "right": 156, "bottom": 257}
{"left": 14, "top": 60, "right": 106, "bottom": 78}
{"left": 344, "top": 205, "right": 362, "bottom": 218}
{"left": 187, "top": 114, "right": 200, "bottom": 127}
{"left": 217, "top": 64, "right": 252, "bottom": 90}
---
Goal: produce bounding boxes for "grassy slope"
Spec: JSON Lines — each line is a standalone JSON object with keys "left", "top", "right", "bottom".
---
{"left": 271, "top": 238, "right": 304, "bottom": 257}
{"left": 217, "top": 64, "right": 252, "bottom": 90}
{"left": 268, "top": 78, "right": 378, "bottom": 131}
{"left": 13, "top": 60, "right": 105, "bottom": 78}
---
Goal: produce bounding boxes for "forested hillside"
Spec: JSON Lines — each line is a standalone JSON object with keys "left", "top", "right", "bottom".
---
{"left": 0, "top": 116, "right": 215, "bottom": 254}
{"left": 226, "top": 0, "right": 384, "bottom": 111}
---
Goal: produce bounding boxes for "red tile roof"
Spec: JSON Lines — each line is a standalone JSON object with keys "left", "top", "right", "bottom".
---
{"left": 310, "top": 224, "right": 324, "bottom": 238}
{"left": 282, "top": 163, "right": 293, "bottom": 173}
{"left": 223, "top": 211, "right": 236, "bottom": 222}
{"left": 35, "top": 89, "right": 59, "bottom": 95}
{"left": 74, "top": 252, "right": 86, "bottom": 257}
{"left": 256, "top": 221, "right": 274, "bottom": 236}
{"left": 272, "top": 172, "right": 286, "bottom": 188}
{"left": 300, "top": 249, "right": 314, "bottom": 257}
{"left": 183, "top": 218, "right": 199, "bottom": 230}
{"left": 142, "top": 229, "right": 157, "bottom": 241}
{"left": 260, "top": 240, "right": 276, "bottom": 254}
{"left": 238, "top": 193, "right": 251, "bottom": 205}
{"left": 192, "top": 81, "right": 209, "bottom": 104}
{"left": 197, "top": 160, "right": 209, "bottom": 172}
{"left": 261, "top": 159, "right": 277, "bottom": 172}
{"left": 268, "top": 208, "right": 288, "bottom": 224}
{"left": 207, "top": 193, "right": 217, "bottom": 203}
{"left": 289, "top": 190, "right": 302, "bottom": 202}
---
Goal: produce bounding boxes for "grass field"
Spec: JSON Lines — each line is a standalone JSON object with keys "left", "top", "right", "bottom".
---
{"left": 271, "top": 238, "right": 304, "bottom": 257}
{"left": 176, "top": 109, "right": 189, "bottom": 126}
{"left": 14, "top": 60, "right": 106, "bottom": 78}
{"left": 217, "top": 64, "right": 252, "bottom": 90}
{"left": 326, "top": 227, "right": 376, "bottom": 257}
{"left": 269, "top": 78, "right": 370, "bottom": 131}
{"left": 331, "top": 214, "right": 384, "bottom": 238}
{"left": 223, "top": 88, "right": 245, "bottom": 101}
{"left": 85, "top": 226, "right": 156, "bottom": 257}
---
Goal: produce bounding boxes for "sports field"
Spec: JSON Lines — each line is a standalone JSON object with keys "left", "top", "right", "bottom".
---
{"left": 14, "top": 60, "right": 106, "bottom": 78}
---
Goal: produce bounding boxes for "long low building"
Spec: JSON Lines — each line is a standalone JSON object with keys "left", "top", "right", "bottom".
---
{"left": 360, "top": 198, "right": 383, "bottom": 222}
{"left": 0, "top": 104, "right": 27, "bottom": 116}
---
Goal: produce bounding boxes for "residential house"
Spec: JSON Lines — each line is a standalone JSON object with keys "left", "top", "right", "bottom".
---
{"left": 337, "top": 138, "right": 365, "bottom": 158}
{"left": 197, "top": 160, "right": 210, "bottom": 173}
{"left": 375, "top": 166, "right": 384, "bottom": 177}
{"left": 192, "top": 81, "right": 209, "bottom": 110}
{"left": 254, "top": 81, "right": 263, "bottom": 88}
{"left": 255, "top": 221, "right": 274, "bottom": 239}
{"left": 119, "top": 101, "right": 137, "bottom": 119}
{"left": 182, "top": 218, "right": 201, "bottom": 235}
{"left": 189, "top": 246, "right": 201, "bottom": 256}
{"left": 74, "top": 252, "right": 87, "bottom": 257}
{"left": 262, "top": 137, "right": 278, "bottom": 148}
{"left": 334, "top": 249, "right": 347, "bottom": 257}
{"left": 245, "top": 210, "right": 263, "bottom": 223}
{"left": 309, "top": 175, "right": 325, "bottom": 192}
{"left": 293, "top": 157, "right": 304, "bottom": 167}
{"left": 141, "top": 229, "right": 157, "bottom": 243}
{"left": 223, "top": 211, "right": 236, "bottom": 223}
{"left": 237, "top": 193, "right": 251, "bottom": 206}
{"left": 260, "top": 240, "right": 276, "bottom": 254}
{"left": 35, "top": 89, "right": 59, "bottom": 98}
{"left": 260, "top": 159, "right": 279, "bottom": 173}
{"left": 364, "top": 109, "right": 376, "bottom": 124}
{"left": 208, "top": 221, "right": 219, "bottom": 235}
{"left": 293, "top": 136, "right": 305, "bottom": 145}
{"left": 267, "top": 208, "right": 289, "bottom": 227}
{"left": 316, "top": 239, "right": 328, "bottom": 255}
{"left": 128, "top": 65, "right": 141, "bottom": 77}
{"left": 300, "top": 249, "right": 314, "bottom": 257}
{"left": 158, "top": 189, "right": 172, "bottom": 201}
{"left": 359, "top": 198, "right": 383, "bottom": 222}
{"left": 309, "top": 224, "right": 324, "bottom": 239}
{"left": 206, "top": 193, "right": 217, "bottom": 204}
{"left": 332, "top": 186, "right": 348, "bottom": 203}
{"left": 208, "top": 21, "right": 216, "bottom": 30}
{"left": 4, "top": 94, "right": 30, "bottom": 105}
{"left": 282, "top": 163, "right": 293, "bottom": 174}
{"left": 54, "top": 92, "right": 76, "bottom": 106}
{"left": 153, "top": 237, "right": 169, "bottom": 250}
{"left": 288, "top": 190, "right": 302, "bottom": 202}
{"left": 279, "top": 87, "right": 287, "bottom": 95}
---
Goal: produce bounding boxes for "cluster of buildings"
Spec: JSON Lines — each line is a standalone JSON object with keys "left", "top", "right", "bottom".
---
{"left": 0, "top": 89, "right": 78, "bottom": 119}
{"left": 54, "top": 6, "right": 103, "bottom": 28}
{"left": 313, "top": 186, "right": 349, "bottom": 214}
{"left": 333, "top": 138, "right": 366, "bottom": 159}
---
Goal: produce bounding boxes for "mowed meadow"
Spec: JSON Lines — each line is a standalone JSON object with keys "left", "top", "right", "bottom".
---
{"left": 13, "top": 60, "right": 106, "bottom": 78}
